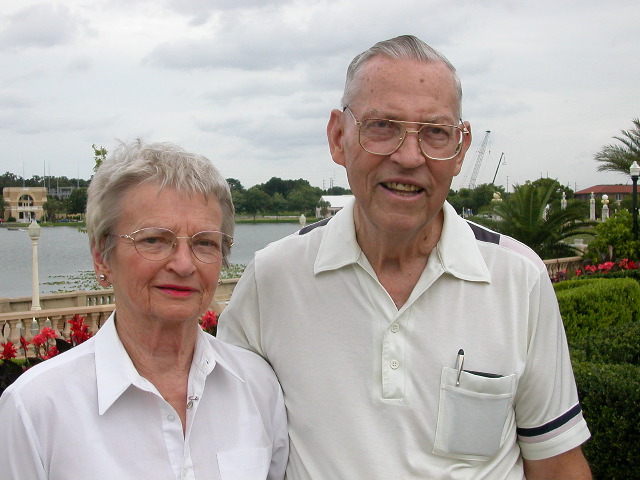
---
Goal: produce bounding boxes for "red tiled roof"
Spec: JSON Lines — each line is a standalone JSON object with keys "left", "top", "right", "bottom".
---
{"left": 575, "top": 185, "right": 633, "bottom": 195}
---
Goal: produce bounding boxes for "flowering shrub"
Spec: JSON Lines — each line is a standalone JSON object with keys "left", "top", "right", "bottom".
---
{"left": 199, "top": 310, "right": 218, "bottom": 336}
{"left": 1, "top": 341, "right": 17, "bottom": 361}
{"left": 552, "top": 258, "right": 640, "bottom": 283}
{"left": 1, "top": 316, "right": 94, "bottom": 388}
{"left": 69, "top": 314, "right": 92, "bottom": 346}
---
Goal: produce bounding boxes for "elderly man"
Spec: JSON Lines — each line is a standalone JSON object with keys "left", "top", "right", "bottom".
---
{"left": 219, "top": 35, "right": 591, "bottom": 479}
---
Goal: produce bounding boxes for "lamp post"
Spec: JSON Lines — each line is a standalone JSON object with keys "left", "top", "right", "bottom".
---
{"left": 601, "top": 195, "right": 609, "bottom": 221}
{"left": 630, "top": 161, "right": 640, "bottom": 241}
{"left": 27, "top": 219, "right": 41, "bottom": 311}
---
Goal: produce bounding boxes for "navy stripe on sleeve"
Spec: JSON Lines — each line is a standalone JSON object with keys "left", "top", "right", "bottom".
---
{"left": 516, "top": 404, "right": 582, "bottom": 438}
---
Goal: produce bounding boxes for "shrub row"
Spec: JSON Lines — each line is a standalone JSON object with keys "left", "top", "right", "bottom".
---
{"left": 554, "top": 277, "right": 640, "bottom": 479}
{"left": 555, "top": 277, "right": 640, "bottom": 340}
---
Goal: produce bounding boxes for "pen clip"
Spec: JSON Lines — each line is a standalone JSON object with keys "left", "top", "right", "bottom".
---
{"left": 455, "top": 349, "right": 465, "bottom": 386}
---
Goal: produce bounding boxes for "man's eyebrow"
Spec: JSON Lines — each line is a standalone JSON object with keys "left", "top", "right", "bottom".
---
{"left": 362, "top": 109, "right": 457, "bottom": 124}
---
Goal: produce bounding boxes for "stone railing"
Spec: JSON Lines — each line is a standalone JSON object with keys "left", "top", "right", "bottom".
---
{"left": 543, "top": 256, "right": 584, "bottom": 278}
{"left": 0, "top": 289, "right": 116, "bottom": 314}
{"left": 0, "top": 304, "right": 114, "bottom": 347}
{"left": 0, "top": 279, "right": 239, "bottom": 351}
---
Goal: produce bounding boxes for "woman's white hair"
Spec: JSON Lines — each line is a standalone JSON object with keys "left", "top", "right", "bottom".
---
{"left": 86, "top": 139, "right": 235, "bottom": 267}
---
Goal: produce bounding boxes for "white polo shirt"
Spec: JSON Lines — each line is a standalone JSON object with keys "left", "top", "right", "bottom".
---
{"left": 218, "top": 197, "right": 590, "bottom": 480}
{"left": 0, "top": 313, "right": 288, "bottom": 480}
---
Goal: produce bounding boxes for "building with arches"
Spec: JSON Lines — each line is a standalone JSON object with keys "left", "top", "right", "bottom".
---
{"left": 2, "top": 187, "right": 47, "bottom": 222}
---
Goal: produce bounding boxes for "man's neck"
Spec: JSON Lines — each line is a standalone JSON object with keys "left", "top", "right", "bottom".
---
{"left": 355, "top": 209, "right": 444, "bottom": 308}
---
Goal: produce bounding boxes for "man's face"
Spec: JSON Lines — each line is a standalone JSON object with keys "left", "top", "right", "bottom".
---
{"left": 328, "top": 57, "right": 471, "bottom": 236}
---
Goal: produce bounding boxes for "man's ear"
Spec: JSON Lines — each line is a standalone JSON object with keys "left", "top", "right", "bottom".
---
{"left": 327, "top": 109, "right": 346, "bottom": 167}
{"left": 453, "top": 121, "right": 472, "bottom": 176}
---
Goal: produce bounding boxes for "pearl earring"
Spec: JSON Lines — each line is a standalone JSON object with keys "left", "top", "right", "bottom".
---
{"left": 99, "top": 274, "right": 107, "bottom": 281}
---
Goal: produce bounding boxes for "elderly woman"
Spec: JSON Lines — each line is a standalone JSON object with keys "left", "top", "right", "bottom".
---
{"left": 0, "top": 140, "right": 288, "bottom": 479}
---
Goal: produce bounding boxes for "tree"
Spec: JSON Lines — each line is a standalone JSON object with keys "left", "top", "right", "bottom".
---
{"left": 66, "top": 188, "right": 88, "bottom": 215}
{"left": 586, "top": 210, "right": 639, "bottom": 261}
{"left": 476, "top": 183, "right": 593, "bottom": 259}
{"left": 268, "top": 192, "right": 287, "bottom": 216}
{"left": 92, "top": 144, "right": 108, "bottom": 173}
{"left": 529, "top": 178, "right": 574, "bottom": 204}
{"left": 594, "top": 118, "right": 640, "bottom": 176}
{"left": 0, "top": 195, "right": 8, "bottom": 219}
{"left": 448, "top": 183, "right": 506, "bottom": 216}
{"left": 287, "top": 185, "right": 323, "bottom": 216}
{"left": 43, "top": 197, "right": 64, "bottom": 222}
{"left": 226, "top": 178, "right": 245, "bottom": 193}
{"left": 326, "top": 186, "right": 351, "bottom": 195}
{"left": 240, "top": 186, "right": 270, "bottom": 220}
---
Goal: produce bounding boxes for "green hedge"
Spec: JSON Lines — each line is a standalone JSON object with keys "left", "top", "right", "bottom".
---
{"left": 572, "top": 362, "right": 640, "bottom": 480}
{"left": 554, "top": 278, "right": 640, "bottom": 340}
{"left": 554, "top": 277, "right": 640, "bottom": 478}
{"left": 570, "top": 321, "right": 640, "bottom": 366}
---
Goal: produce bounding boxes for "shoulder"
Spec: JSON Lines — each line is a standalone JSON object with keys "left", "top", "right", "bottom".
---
{"left": 2, "top": 338, "right": 96, "bottom": 401}
{"left": 465, "top": 219, "right": 547, "bottom": 273}
{"left": 207, "top": 335, "right": 280, "bottom": 387}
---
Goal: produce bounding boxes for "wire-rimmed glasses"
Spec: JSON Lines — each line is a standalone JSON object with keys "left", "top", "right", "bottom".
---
{"left": 345, "top": 107, "right": 469, "bottom": 161}
{"left": 110, "top": 227, "right": 233, "bottom": 264}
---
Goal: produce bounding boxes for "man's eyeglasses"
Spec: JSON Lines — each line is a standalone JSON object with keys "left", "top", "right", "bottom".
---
{"left": 345, "top": 107, "right": 469, "bottom": 161}
{"left": 109, "top": 227, "right": 233, "bottom": 264}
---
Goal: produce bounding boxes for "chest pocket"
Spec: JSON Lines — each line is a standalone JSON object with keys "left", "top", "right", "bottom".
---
{"left": 217, "top": 446, "right": 271, "bottom": 480}
{"left": 433, "top": 367, "right": 516, "bottom": 461}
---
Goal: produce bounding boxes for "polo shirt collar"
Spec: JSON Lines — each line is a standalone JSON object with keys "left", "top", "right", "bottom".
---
{"left": 314, "top": 197, "right": 490, "bottom": 283}
{"left": 314, "top": 196, "right": 361, "bottom": 274}
{"left": 436, "top": 201, "right": 491, "bottom": 282}
{"left": 95, "top": 313, "right": 243, "bottom": 415}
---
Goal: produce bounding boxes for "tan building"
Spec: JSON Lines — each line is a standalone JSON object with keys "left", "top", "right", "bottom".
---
{"left": 2, "top": 187, "right": 47, "bottom": 222}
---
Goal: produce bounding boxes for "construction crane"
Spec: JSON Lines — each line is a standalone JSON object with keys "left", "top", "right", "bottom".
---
{"left": 491, "top": 152, "right": 505, "bottom": 185}
{"left": 468, "top": 130, "right": 491, "bottom": 189}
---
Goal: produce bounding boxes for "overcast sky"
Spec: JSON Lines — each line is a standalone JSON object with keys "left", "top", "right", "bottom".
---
{"left": 1, "top": 0, "right": 638, "bottom": 194}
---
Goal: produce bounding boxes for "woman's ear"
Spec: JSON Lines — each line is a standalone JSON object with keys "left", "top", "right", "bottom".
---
{"left": 92, "top": 244, "right": 112, "bottom": 287}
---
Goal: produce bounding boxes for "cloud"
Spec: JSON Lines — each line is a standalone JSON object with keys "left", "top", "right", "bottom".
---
{"left": 0, "top": 4, "right": 83, "bottom": 50}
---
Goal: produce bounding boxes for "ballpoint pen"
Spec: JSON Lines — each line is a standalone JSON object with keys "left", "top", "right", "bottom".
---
{"left": 455, "top": 349, "right": 465, "bottom": 386}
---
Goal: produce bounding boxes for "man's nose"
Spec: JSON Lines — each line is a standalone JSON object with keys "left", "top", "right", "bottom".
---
{"left": 390, "top": 130, "right": 426, "bottom": 168}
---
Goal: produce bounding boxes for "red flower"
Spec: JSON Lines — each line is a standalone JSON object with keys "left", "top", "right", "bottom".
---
{"left": 619, "top": 258, "right": 638, "bottom": 270}
{"left": 68, "top": 314, "right": 92, "bottom": 346}
{"left": 199, "top": 310, "right": 218, "bottom": 335}
{"left": 598, "top": 262, "right": 615, "bottom": 272}
{"left": 19, "top": 336, "right": 30, "bottom": 359}
{"left": 40, "top": 327, "right": 58, "bottom": 340}
{"left": 42, "top": 345, "right": 59, "bottom": 360}
{"left": 31, "top": 334, "right": 47, "bottom": 348}
{"left": 585, "top": 265, "right": 597, "bottom": 273}
{"left": 1, "top": 341, "right": 18, "bottom": 360}
{"left": 574, "top": 269, "right": 583, "bottom": 277}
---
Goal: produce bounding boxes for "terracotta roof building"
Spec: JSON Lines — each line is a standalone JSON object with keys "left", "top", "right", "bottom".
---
{"left": 574, "top": 185, "right": 633, "bottom": 204}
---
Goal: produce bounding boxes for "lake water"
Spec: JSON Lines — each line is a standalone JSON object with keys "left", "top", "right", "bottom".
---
{"left": 0, "top": 223, "right": 301, "bottom": 299}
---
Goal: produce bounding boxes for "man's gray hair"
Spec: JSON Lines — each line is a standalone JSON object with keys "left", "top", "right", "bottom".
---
{"left": 86, "top": 139, "right": 235, "bottom": 266}
{"left": 341, "top": 35, "right": 463, "bottom": 117}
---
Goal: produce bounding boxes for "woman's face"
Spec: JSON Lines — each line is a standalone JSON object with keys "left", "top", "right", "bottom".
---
{"left": 93, "top": 183, "right": 223, "bottom": 329}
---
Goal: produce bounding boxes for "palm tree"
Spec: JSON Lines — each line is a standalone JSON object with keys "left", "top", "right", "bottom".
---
{"left": 594, "top": 118, "right": 640, "bottom": 175}
{"left": 475, "top": 183, "right": 593, "bottom": 259}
